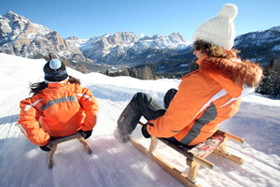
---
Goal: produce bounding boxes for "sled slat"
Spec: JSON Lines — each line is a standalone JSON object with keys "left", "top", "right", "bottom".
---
{"left": 129, "top": 136, "right": 202, "bottom": 187}
{"left": 159, "top": 138, "right": 214, "bottom": 169}
{"left": 220, "top": 130, "right": 244, "bottom": 144}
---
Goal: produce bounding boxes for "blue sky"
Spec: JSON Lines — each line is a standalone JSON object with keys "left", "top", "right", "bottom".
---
{"left": 0, "top": 0, "right": 279, "bottom": 42}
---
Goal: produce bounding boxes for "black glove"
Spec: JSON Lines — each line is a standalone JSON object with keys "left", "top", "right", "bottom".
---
{"left": 141, "top": 124, "right": 151, "bottom": 138}
{"left": 79, "top": 130, "right": 92, "bottom": 139}
{"left": 39, "top": 142, "right": 52, "bottom": 152}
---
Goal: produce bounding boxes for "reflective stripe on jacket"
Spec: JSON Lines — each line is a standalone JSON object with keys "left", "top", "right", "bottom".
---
{"left": 18, "top": 81, "right": 98, "bottom": 146}
{"left": 147, "top": 55, "right": 263, "bottom": 146}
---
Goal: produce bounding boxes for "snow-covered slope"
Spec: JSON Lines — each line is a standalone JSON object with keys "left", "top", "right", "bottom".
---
{"left": 0, "top": 53, "right": 280, "bottom": 187}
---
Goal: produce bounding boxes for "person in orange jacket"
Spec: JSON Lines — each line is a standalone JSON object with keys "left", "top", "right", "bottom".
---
{"left": 18, "top": 57, "right": 98, "bottom": 151}
{"left": 115, "top": 4, "right": 263, "bottom": 145}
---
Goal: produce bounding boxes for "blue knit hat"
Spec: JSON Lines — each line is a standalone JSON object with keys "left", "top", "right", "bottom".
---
{"left": 43, "top": 59, "right": 68, "bottom": 82}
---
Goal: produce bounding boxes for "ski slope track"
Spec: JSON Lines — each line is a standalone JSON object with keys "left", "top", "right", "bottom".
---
{"left": 0, "top": 53, "right": 279, "bottom": 187}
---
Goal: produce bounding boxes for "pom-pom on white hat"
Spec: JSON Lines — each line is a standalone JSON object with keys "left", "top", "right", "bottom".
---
{"left": 192, "top": 4, "right": 238, "bottom": 50}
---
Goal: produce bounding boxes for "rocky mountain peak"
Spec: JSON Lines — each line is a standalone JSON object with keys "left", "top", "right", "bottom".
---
{"left": 270, "top": 26, "right": 280, "bottom": 31}
{"left": 0, "top": 11, "right": 87, "bottom": 64}
{"left": 5, "top": 11, "right": 27, "bottom": 21}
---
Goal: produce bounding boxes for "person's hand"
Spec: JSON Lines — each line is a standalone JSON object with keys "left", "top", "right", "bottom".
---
{"left": 39, "top": 142, "right": 52, "bottom": 152}
{"left": 79, "top": 130, "right": 92, "bottom": 139}
{"left": 141, "top": 124, "right": 151, "bottom": 138}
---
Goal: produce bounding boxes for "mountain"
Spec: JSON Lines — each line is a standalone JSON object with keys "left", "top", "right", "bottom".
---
{"left": 234, "top": 27, "right": 280, "bottom": 64}
{"left": 146, "top": 26, "right": 280, "bottom": 77}
{"left": 0, "top": 11, "right": 86, "bottom": 61}
{"left": 0, "top": 53, "right": 280, "bottom": 187}
{"left": 0, "top": 11, "right": 121, "bottom": 73}
{"left": 235, "top": 27, "right": 280, "bottom": 47}
{"left": 1, "top": 11, "right": 280, "bottom": 76}
{"left": 0, "top": 11, "right": 190, "bottom": 72}
{"left": 65, "top": 36, "right": 89, "bottom": 48}
{"left": 76, "top": 31, "right": 190, "bottom": 66}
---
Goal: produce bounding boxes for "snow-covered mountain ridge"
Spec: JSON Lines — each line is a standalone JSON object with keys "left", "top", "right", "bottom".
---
{"left": 1, "top": 11, "right": 280, "bottom": 73}
{"left": 148, "top": 25, "right": 280, "bottom": 77}
{"left": 0, "top": 11, "right": 190, "bottom": 68}
{"left": 0, "top": 11, "right": 86, "bottom": 63}
{"left": 234, "top": 26, "right": 280, "bottom": 47}
{"left": 75, "top": 31, "right": 190, "bottom": 65}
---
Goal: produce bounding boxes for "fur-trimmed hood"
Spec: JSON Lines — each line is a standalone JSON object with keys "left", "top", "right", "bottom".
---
{"left": 197, "top": 56, "right": 263, "bottom": 97}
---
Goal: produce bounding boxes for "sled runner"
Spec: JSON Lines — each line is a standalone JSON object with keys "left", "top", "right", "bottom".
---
{"left": 48, "top": 132, "right": 92, "bottom": 169}
{"left": 128, "top": 122, "right": 244, "bottom": 187}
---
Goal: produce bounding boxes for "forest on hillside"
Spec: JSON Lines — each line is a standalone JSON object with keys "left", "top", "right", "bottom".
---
{"left": 101, "top": 58, "right": 280, "bottom": 99}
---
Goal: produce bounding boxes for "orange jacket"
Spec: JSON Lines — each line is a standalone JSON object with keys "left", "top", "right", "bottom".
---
{"left": 147, "top": 55, "right": 263, "bottom": 146}
{"left": 18, "top": 81, "right": 98, "bottom": 146}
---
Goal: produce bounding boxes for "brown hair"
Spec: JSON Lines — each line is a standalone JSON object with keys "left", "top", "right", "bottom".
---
{"left": 194, "top": 39, "right": 240, "bottom": 59}
{"left": 30, "top": 76, "right": 81, "bottom": 95}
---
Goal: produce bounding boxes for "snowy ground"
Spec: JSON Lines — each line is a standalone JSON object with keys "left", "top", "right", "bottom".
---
{"left": 0, "top": 53, "right": 279, "bottom": 187}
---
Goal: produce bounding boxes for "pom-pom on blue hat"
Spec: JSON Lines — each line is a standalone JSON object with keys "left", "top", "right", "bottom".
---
{"left": 43, "top": 59, "right": 68, "bottom": 82}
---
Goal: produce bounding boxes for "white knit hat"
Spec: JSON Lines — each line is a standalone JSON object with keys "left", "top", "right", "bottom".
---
{"left": 192, "top": 4, "right": 238, "bottom": 50}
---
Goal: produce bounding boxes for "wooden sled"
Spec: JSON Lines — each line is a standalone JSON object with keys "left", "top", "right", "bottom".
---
{"left": 128, "top": 122, "right": 244, "bottom": 187}
{"left": 48, "top": 132, "right": 92, "bottom": 169}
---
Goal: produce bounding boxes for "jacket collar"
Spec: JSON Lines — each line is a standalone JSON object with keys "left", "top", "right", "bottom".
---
{"left": 197, "top": 56, "right": 262, "bottom": 97}
{"left": 196, "top": 55, "right": 208, "bottom": 66}
{"left": 47, "top": 80, "right": 68, "bottom": 88}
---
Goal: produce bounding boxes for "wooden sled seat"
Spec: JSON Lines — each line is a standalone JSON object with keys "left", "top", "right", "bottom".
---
{"left": 129, "top": 122, "right": 244, "bottom": 187}
{"left": 48, "top": 132, "right": 92, "bottom": 169}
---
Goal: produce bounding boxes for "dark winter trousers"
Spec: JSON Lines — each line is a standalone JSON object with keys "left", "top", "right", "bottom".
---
{"left": 117, "top": 88, "right": 179, "bottom": 142}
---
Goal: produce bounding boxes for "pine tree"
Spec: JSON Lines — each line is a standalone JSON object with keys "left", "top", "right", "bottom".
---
{"left": 139, "top": 66, "right": 154, "bottom": 80}
{"left": 129, "top": 67, "right": 138, "bottom": 78}
{"left": 258, "top": 58, "right": 280, "bottom": 98}
{"left": 80, "top": 64, "right": 88, "bottom": 74}
{"left": 123, "top": 68, "right": 130, "bottom": 76}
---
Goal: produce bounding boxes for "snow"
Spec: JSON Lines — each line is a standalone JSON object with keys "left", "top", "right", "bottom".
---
{"left": 272, "top": 44, "right": 280, "bottom": 51}
{"left": 270, "top": 26, "right": 280, "bottom": 31}
{"left": 32, "top": 23, "right": 51, "bottom": 36}
{"left": 0, "top": 53, "right": 280, "bottom": 187}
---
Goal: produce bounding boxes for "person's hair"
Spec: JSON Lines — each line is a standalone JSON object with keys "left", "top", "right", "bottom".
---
{"left": 30, "top": 76, "right": 81, "bottom": 95}
{"left": 194, "top": 39, "right": 240, "bottom": 59}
